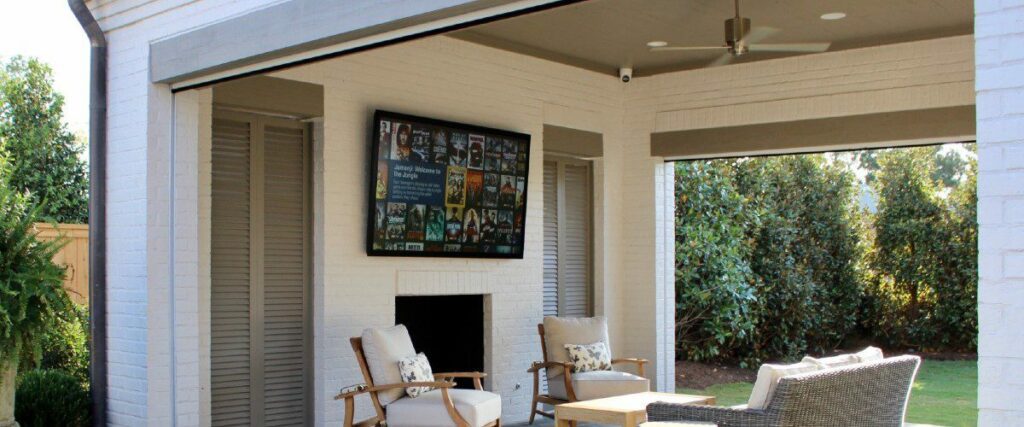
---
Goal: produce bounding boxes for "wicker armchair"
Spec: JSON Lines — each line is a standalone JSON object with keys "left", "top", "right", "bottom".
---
{"left": 647, "top": 355, "right": 921, "bottom": 427}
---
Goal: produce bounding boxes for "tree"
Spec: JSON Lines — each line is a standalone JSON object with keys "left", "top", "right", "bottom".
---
{"left": 0, "top": 56, "right": 89, "bottom": 223}
{"left": 735, "top": 155, "right": 862, "bottom": 362}
{"left": 854, "top": 146, "right": 967, "bottom": 189}
{"left": 864, "top": 148, "right": 947, "bottom": 347}
{"left": 674, "top": 161, "right": 757, "bottom": 362}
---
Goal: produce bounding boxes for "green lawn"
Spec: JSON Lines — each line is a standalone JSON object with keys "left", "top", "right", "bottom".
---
{"left": 678, "top": 360, "right": 977, "bottom": 427}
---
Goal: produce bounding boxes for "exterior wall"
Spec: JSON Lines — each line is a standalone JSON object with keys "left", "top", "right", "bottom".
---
{"left": 270, "top": 36, "right": 625, "bottom": 424}
{"left": 976, "top": 1, "right": 1024, "bottom": 424}
{"left": 94, "top": 1, "right": 285, "bottom": 425}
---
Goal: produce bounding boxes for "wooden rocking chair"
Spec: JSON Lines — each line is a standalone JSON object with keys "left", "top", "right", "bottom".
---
{"left": 340, "top": 328, "right": 501, "bottom": 427}
{"left": 528, "top": 317, "right": 649, "bottom": 424}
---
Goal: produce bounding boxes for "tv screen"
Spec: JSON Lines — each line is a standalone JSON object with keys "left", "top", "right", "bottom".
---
{"left": 366, "top": 110, "right": 531, "bottom": 258}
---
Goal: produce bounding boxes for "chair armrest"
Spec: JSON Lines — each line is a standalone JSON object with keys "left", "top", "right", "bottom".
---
{"left": 611, "top": 358, "right": 649, "bottom": 377}
{"left": 435, "top": 372, "right": 487, "bottom": 390}
{"left": 527, "top": 361, "right": 577, "bottom": 401}
{"left": 646, "top": 402, "right": 775, "bottom": 426}
{"left": 334, "top": 384, "right": 381, "bottom": 427}
{"left": 366, "top": 380, "right": 455, "bottom": 393}
{"left": 527, "top": 361, "right": 572, "bottom": 373}
{"left": 433, "top": 371, "right": 487, "bottom": 379}
{"left": 334, "top": 383, "right": 369, "bottom": 400}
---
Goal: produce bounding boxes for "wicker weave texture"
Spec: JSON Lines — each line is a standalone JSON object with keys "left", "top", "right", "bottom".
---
{"left": 647, "top": 355, "right": 921, "bottom": 427}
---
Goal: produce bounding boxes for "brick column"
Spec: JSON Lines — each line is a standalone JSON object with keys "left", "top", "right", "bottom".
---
{"left": 976, "top": 0, "right": 1024, "bottom": 424}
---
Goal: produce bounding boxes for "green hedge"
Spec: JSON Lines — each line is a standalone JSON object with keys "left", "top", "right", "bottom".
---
{"left": 675, "top": 146, "right": 977, "bottom": 364}
{"left": 15, "top": 369, "right": 91, "bottom": 427}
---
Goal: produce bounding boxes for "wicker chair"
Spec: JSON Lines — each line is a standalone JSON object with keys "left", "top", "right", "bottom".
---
{"left": 647, "top": 355, "right": 921, "bottom": 427}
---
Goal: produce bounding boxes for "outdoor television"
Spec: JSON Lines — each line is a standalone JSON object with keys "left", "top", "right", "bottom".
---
{"left": 366, "top": 110, "right": 531, "bottom": 258}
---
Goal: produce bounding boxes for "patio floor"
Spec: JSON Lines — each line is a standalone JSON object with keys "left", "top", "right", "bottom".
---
{"left": 508, "top": 419, "right": 941, "bottom": 426}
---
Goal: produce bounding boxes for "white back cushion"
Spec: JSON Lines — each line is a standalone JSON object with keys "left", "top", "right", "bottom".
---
{"left": 747, "top": 361, "right": 820, "bottom": 410}
{"left": 543, "top": 316, "right": 610, "bottom": 380}
{"left": 802, "top": 346, "right": 885, "bottom": 369}
{"left": 855, "top": 346, "right": 884, "bottom": 363}
{"left": 362, "top": 325, "right": 416, "bottom": 405}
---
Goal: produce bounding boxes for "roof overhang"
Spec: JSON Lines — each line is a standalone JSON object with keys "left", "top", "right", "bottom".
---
{"left": 152, "top": 0, "right": 577, "bottom": 90}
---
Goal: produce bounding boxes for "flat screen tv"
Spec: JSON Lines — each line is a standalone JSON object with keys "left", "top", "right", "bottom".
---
{"left": 366, "top": 110, "right": 531, "bottom": 258}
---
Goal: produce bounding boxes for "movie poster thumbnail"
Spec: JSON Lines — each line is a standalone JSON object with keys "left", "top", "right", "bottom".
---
{"left": 483, "top": 173, "right": 499, "bottom": 208}
{"left": 449, "top": 132, "right": 468, "bottom": 167}
{"left": 468, "top": 135, "right": 485, "bottom": 170}
{"left": 485, "top": 136, "right": 502, "bottom": 172}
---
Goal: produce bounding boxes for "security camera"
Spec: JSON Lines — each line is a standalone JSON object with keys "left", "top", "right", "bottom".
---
{"left": 619, "top": 67, "right": 633, "bottom": 83}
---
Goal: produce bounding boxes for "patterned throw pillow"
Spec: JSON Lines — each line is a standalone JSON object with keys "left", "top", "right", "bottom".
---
{"left": 564, "top": 341, "right": 612, "bottom": 373}
{"left": 398, "top": 352, "right": 435, "bottom": 398}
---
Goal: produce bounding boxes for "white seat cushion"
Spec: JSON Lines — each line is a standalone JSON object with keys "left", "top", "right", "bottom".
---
{"left": 361, "top": 325, "right": 416, "bottom": 405}
{"left": 548, "top": 370, "right": 649, "bottom": 401}
{"left": 747, "top": 361, "right": 820, "bottom": 410}
{"left": 386, "top": 388, "right": 501, "bottom": 427}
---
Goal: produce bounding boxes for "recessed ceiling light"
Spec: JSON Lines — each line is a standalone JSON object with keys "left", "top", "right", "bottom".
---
{"left": 820, "top": 12, "right": 846, "bottom": 20}
{"left": 647, "top": 41, "right": 668, "bottom": 48}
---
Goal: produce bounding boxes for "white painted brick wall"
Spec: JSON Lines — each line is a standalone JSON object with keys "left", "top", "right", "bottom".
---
{"left": 94, "top": 2, "right": 288, "bottom": 425}
{"left": 272, "top": 35, "right": 625, "bottom": 424}
{"left": 976, "top": 0, "right": 1024, "bottom": 424}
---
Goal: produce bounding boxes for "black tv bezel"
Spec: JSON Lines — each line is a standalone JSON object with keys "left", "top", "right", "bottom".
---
{"left": 365, "top": 110, "right": 532, "bottom": 259}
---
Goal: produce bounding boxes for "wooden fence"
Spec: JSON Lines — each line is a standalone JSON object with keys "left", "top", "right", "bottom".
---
{"left": 33, "top": 223, "right": 89, "bottom": 305}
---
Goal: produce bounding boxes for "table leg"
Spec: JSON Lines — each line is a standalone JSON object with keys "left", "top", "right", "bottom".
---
{"left": 554, "top": 418, "right": 572, "bottom": 427}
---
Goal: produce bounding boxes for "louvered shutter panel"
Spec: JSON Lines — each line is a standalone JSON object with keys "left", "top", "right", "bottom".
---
{"left": 261, "top": 125, "right": 309, "bottom": 426}
{"left": 543, "top": 162, "right": 560, "bottom": 318}
{"left": 561, "top": 164, "right": 591, "bottom": 317}
{"left": 211, "top": 116, "right": 310, "bottom": 427}
{"left": 211, "top": 119, "right": 253, "bottom": 426}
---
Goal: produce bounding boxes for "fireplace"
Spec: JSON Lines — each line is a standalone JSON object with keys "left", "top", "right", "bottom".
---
{"left": 395, "top": 295, "right": 485, "bottom": 389}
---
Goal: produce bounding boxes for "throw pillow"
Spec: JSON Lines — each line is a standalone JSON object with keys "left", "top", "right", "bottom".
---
{"left": 398, "top": 352, "right": 435, "bottom": 398}
{"left": 564, "top": 341, "right": 612, "bottom": 373}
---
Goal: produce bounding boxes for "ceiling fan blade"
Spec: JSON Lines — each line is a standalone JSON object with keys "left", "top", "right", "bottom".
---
{"left": 651, "top": 46, "right": 728, "bottom": 52}
{"left": 709, "top": 53, "right": 734, "bottom": 67}
{"left": 744, "top": 26, "right": 780, "bottom": 44}
{"left": 748, "top": 42, "right": 831, "bottom": 53}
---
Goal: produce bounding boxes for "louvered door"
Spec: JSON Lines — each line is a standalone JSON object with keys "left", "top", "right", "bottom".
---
{"left": 542, "top": 158, "right": 593, "bottom": 318}
{"left": 543, "top": 162, "right": 560, "bottom": 318}
{"left": 211, "top": 118, "right": 254, "bottom": 426}
{"left": 561, "top": 163, "right": 591, "bottom": 316}
{"left": 211, "top": 114, "right": 311, "bottom": 427}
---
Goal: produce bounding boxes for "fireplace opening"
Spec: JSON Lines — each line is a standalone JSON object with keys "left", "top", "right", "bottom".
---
{"left": 395, "top": 294, "right": 485, "bottom": 389}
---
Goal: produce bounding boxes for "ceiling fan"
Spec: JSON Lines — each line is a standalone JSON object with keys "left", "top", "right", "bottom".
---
{"left": 649, "top": 0, "right": 831, "bottom": 66}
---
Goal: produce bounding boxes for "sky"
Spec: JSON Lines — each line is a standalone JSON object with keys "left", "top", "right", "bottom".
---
{"left": 0, "top": 0, "right": 90, "bottom": 136}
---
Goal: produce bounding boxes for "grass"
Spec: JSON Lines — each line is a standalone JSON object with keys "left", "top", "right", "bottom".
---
{"left": 678, "top": 360, "right": 977, "bottom": 426}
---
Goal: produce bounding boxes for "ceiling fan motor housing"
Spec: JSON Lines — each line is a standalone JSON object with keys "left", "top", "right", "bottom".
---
{"left": 725, "top": 17, "right": 751, "bottom": 55}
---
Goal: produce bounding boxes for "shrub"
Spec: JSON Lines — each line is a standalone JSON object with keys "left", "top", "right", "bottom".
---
{"left": 0, "top": 150, "right": 72, "bottom": 370}
{"left": 863, "top": 147, "right": 977, "bottom": 351}
{"left": 20, "top": 303, "right": 90, "bottom": 383}
{"left": 734, "top": 155, "right": 862, "bottom": 363}
{"left": 674, "top": 161, "right": 757, "bottom": 362}
{"left": 15, "top": 369, "right": 91, "bottom": 427}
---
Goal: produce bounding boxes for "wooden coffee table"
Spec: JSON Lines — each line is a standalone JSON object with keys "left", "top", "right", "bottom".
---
{"left": 554, "top": 392, "right": 715, "bottom": 427}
